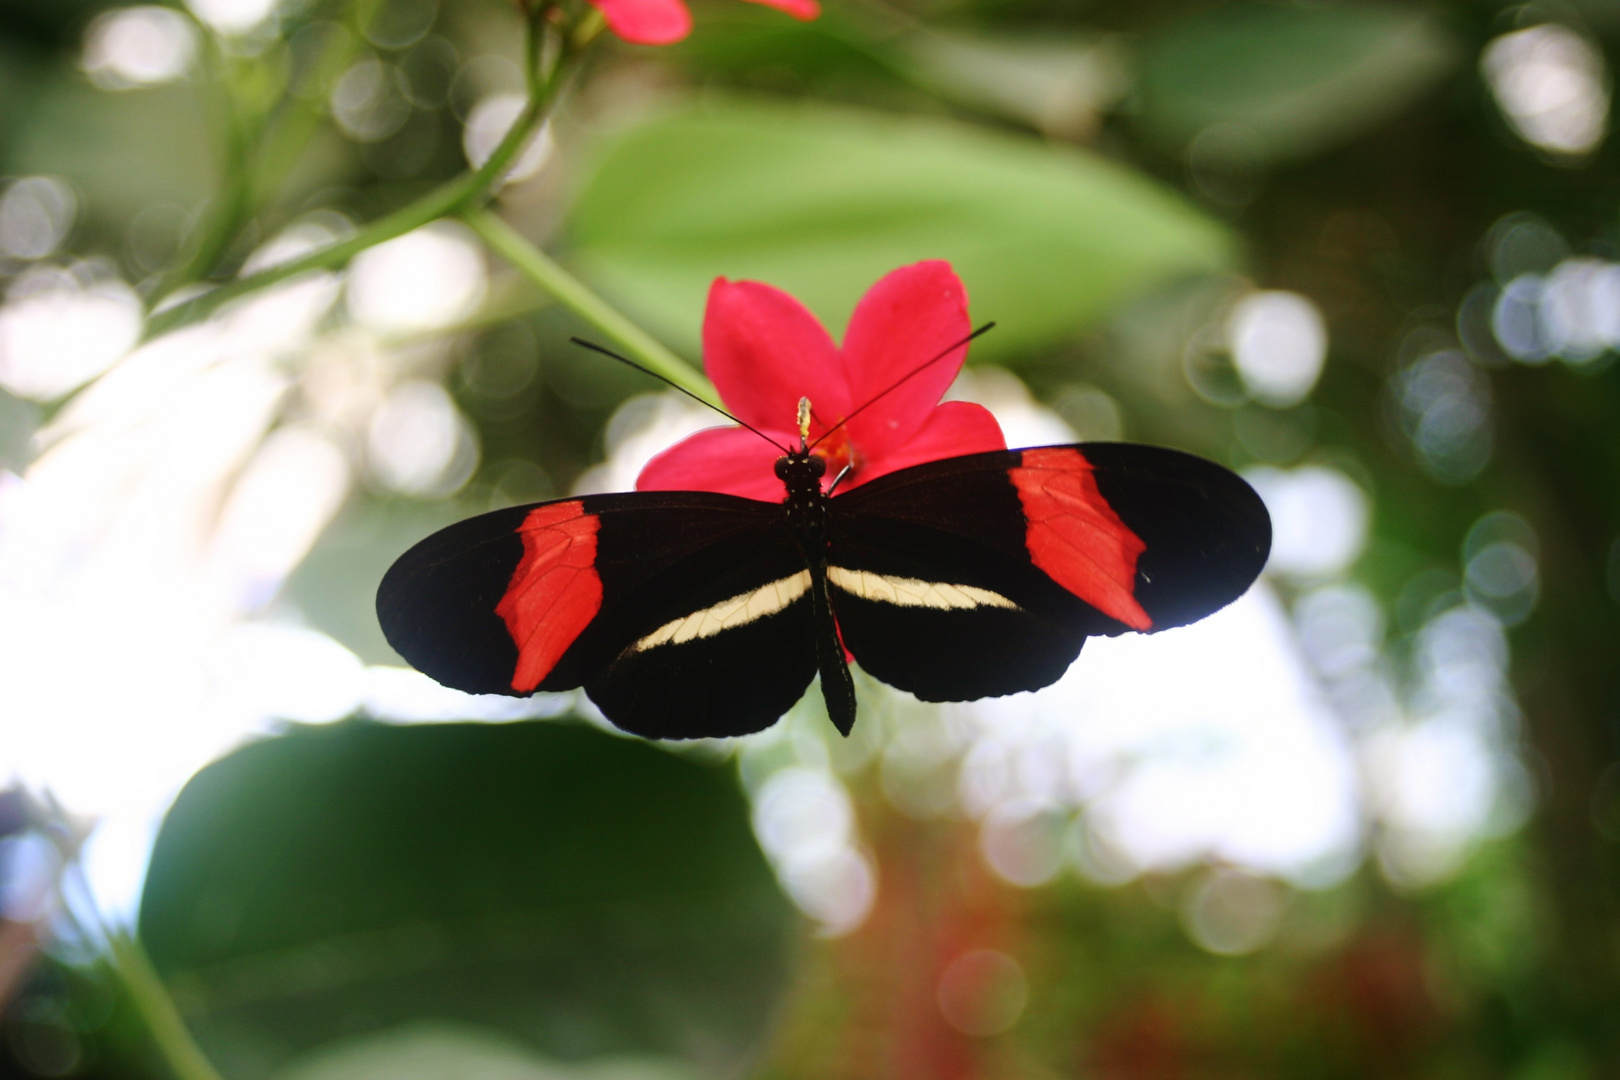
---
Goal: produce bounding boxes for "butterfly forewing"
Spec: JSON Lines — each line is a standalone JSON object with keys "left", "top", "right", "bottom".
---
{"left": 823, "top": 443, "right": 1270, "bottom": 702}
{"left": 825, "top": 475, "right": 1102, "bottom": 702}
{"left": 1077, "top": 443, "right": 1272, "bottom": 630}
{"left": 378, "top": 491, "right": 818, "bottom": 737}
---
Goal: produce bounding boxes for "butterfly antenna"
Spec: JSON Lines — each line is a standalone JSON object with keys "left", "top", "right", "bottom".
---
{"left": 570, "top": 338, "right": 790, "bottom": 454}
{"left": 808, "top": 322, "right": 995, "bottom": 452}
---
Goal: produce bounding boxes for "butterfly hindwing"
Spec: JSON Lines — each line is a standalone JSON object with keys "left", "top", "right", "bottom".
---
{"left": 577, "top": 510, "right": 815, "bottom": 741}
{"left": 825, "top": 491, "right": 1098, "bottom": 703}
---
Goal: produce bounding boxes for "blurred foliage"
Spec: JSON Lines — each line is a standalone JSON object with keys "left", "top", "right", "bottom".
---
{"left": 1131, "top": 3, "right": 1460, "bottom": 161}
{"left": 4, "top": 0, "right": 1620, "bottom": 1076}
{"left": 567, "top": 99, "right": 1232, "bottom": 363}
{"left": 139, "top": 721, "right": 792, "bottom": 1079}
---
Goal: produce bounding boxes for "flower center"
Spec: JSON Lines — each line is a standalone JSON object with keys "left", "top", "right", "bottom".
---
{"left": 795, "top": 397, "right": 859, "bottom": 485}
{"left": 813, "top": 426, "right": 857, "bottom": 480}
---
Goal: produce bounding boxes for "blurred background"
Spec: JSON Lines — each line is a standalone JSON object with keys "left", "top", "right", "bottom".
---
{"left": 0, "top": 0, "right": 1617, "bottom": 1076}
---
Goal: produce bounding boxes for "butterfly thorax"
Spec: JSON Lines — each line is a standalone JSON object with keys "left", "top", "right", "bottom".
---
{"left": 776, "top": 450, "right": 830, "bottom": 560}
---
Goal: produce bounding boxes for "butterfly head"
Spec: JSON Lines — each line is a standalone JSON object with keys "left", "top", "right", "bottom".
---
{"left": 774, "top": 449, "right": 826, "bottom": 487}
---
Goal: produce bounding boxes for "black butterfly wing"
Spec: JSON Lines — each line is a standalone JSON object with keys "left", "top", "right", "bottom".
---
{"left": 1077, "top": 443, "right": 1272, "bottom": 629}
{"left": 377, "top": 491, "right": 816, "bottom": 740}
{"left": 826, "top": 443, "right": 1270, "bottom": 703}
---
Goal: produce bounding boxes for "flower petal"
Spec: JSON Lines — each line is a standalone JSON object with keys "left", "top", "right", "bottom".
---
{"left": 589, "top": 0, "right": 692, "bottom": 45}
{"left": 636, "top": 424, "right": 791, "bottom": 502}
{"left": 839, "top": 260, "right": 973, "bottom": 460}
{"left": 704, "top": 278, "right": 849, "bottom": 434}
{"left": 844, "top": 401, "right": 1005, "bottom": 489}
{"left": 741, "top": 0, "right": 821, "bottom": 19}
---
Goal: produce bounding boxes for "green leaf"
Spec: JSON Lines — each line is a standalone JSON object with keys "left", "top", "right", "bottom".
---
{"left": 1133, "top": 2, "right": 1459, "bottom": 162}
{"left": 565, "top": 99, "right": 1232, "bottom": 363}
{"left": 139, "top": 720, "right": 794, "bottom": 1078}
{"left": 271, "top": 1020, "right": 702, "bottom": 1080}
{"left": 893, "top": 29, "right": 1128, "bottom": 138}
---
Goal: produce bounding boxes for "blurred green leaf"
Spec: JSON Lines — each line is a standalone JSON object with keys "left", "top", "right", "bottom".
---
{"left": 8, "top": 75, "right": 214, "bottom": 226}
{"left": 666, "top": 8, "right": 900, "bottom": 86}
{"left": 566, "top": 99, "right": 1233, "bottom": 363}
{"left": 1133, "top": 2, "right": 1458, "bottom": 162}
{"left": 894, "top": 29, "right": 1127, "bottom": 138}
{"left": 140, "top": 721, "right": 793, "bottom": 1079}
{"left": 272, "top": 1020, "right": 702, "bottom": 1080}
{"left": 0, "top": 39, "right": 47, "bottom": 159}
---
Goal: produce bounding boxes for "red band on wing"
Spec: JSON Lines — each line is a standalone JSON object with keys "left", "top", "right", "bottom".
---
{"left": 494, "top": 500, "right": 604, "bottom": 692}
{"left": 1011, "top": 447, "right": 1152, "bottom": 631}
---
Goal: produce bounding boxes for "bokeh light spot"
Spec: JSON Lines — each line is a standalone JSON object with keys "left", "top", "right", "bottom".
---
{"left": 1245, "top": 464, "right": 1368, "bottom": 579}
{"left": 332, "top": 58, "right": 412, "bottom": 143}
{"left": 0, "top": 266, "right": 141, "bottom": 402}
{"left": 0, "top": 178, "right": 77, "bottom": 262}
{"left": 937, "top": 949, "right": 1028, "bottom": 1037}
{"left": 83, "top": 6, "right": 197, "bottom": 89}
{"left": 1181, "top": 870, "right": 1287, "bottom": 956}
{"left": 1294, "top": 582, "right": 1384, "bottom": 679}
{"left": 752, "top": 767, "right": 875, "bottom": 936}
{"left": 346, "top": 222, "right": 486, "bottom": 334}
{"left": 980, "top": 804, "right": 1068, "bottom": 888}
{"left": 366, "top": 380, "right": 479, "bottom": 498}
{"left": 463, "top": 94, "right": 554, "bottom": 185}
{"left": 1392, "top": 347, "right": 1493, "bottom": 483}
{"left": 1483, "top": 24, "right": 1609, "bottom": 158}
{"left": 184, "top": 0, "right": 279, "bottom": 36}
{"left": 1227, "top": 290, "right": 1327, "bottom": 408}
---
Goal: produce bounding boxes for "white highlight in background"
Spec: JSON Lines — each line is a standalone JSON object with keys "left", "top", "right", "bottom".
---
{"left": 184, "top": 0, "right": 279, "bottom": 37}
{"left": 1227, "top": 290, "right": 1327, "bottom": 408}
{"left": 463, "top": 94, "right": 554, "bottom": 185}
{"left": 967, "top": 587, "right": 1362, "bottom": 887}
{"left": 208, "top": 426, "right": 351, "bottom": 611}
{"left": 366, "top": 380, "right": 479, "bottom": 498}
{"left": 83, "top": 6, "right": 197, "bottom": 89}
{"left": 0, "top": 267, "right": 141, "bottom": 401}
{"left": 1245, "top": 464, "right": 1369, "bottom": 579}
{"left": 751, "top": 767, "right": 876, "bottom": 936}
{"left": 1483, "top": 24, "right": 1609, "bottom": 157}
{"left": 0, "top": 178, "right": 77, "bottom": 261}
{"left": 346, "top": 223, "right": 486, "bottom": 335}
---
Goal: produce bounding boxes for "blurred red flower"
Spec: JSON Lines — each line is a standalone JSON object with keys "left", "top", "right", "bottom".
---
{"left": 638, "top": 260, "right": 1006, "bottom": 501}
{"left": 592, "top": 0, "right": 818, "bottom": 46}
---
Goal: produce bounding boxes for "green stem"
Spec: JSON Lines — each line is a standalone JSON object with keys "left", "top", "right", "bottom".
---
{"left": 154, "top": 0, "right": 389, "bottom": 301}
{"left": 463, "top": 207, "right": 716, "bottom": 402}
{"left": 151, "top": 27, "right": 247, "bottom": 299}
{"left": 107, "top": 933, "right": 226, "bottom": 1080}
{"left": 144, "top": 7, "right": 573, "bottom": 342}
{"left": 249, "top": 0, "right": 387, "bottom": 224}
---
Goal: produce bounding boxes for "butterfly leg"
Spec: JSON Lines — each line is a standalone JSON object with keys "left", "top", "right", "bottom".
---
{"left": 810, "top": 562, "right": 857, "bottom": 735}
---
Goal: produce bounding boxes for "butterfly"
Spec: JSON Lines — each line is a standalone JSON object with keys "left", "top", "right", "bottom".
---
{"left": 377, "top": 334, "right": 1271, "bottom": 741}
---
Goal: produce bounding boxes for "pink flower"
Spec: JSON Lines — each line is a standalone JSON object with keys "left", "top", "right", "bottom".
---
{"left": 637, "top": 260, "right": 1006, "bottom": 501}
{"left": 592, "top": 0, "right": 819, "bottom": 46}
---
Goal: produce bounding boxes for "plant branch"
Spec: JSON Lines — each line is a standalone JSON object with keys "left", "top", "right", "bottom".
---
{"left": 154, "top": 0, "right": 389, "bottom": 301}
{"left": 108, "top": 933, "right": 226, "bottom": 1080}
{"left": 144, "top": 5, "right": 574, "bottom": 342}
{"left": 463, "top": 208, "right": 715, "bottom": 402}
